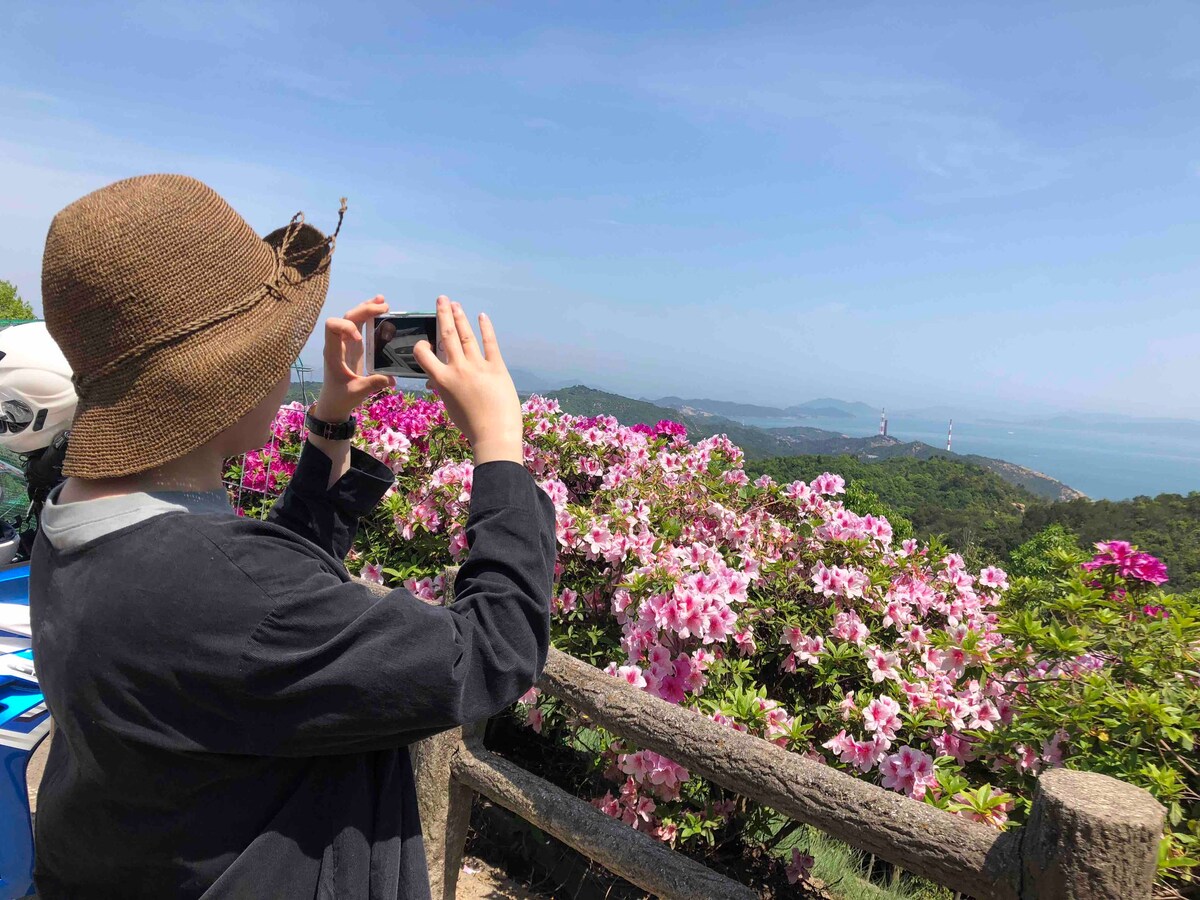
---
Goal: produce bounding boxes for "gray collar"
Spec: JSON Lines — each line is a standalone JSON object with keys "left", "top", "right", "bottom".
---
{"left": 41, "top": 485, "right": 232, "bottom": 552}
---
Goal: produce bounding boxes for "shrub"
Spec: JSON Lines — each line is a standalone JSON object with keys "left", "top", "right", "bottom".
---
{"left": 228, "top": 392, "right": 1199, "bottom": 892}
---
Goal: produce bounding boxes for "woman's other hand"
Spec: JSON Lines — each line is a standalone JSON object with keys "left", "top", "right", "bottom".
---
{"left": 313, "top": 296, "right": 395, "bottom": 424}
{"left": 414, "top": 295, "right": 523, "bottom": 465}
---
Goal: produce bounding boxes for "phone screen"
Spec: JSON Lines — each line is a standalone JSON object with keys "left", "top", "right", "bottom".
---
{"left": 370, "top": 314, "right": 438, "bottom": 377}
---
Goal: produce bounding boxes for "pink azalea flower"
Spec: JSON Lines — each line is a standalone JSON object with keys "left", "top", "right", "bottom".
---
{"left": 605, "top": 663, "right": 648, "bottom": 690}
{"left": 862, "top": 696, "right": 902, "bottom": 739}
{"left": 1041, "top": 730, "right": 1068, "bottom": 767}
{"left": 1014, "top": 743, "right": 1042, "bottom": 775}
{"left": 786, "top": 848, "right": 815, "bottom": 884}
{"left": 880, "top": 746, "right": 937, "bottom": 799}
{"left": 978, "top": 566, "right": 1009, "bottom": 590}
{"left": 1129, "top": 552, "right": 1169, "bottom": 585}
{"left": 838, "top": 692, "right": 857, "bottom": 720}
{"left": 932, "top": 731, "right": 976, "bottom": 764}
{"left": 866, "top": 645, "right": 902, "bottom": 683}
{"left": 592, "top": 792, "right": 621, "bottom": 818}
{"left": 518, "top": 687, "right": 541, "bottom": 706}
{"left": 733, "top": 627, "right": 758, "bottom": 656}
{"left": 831, "top": 610, "right": 870, "bottom": 646}
{"left": 555, "top": 588, "right": 578, "bottom": 614}
{"left": 811, "top": 472, "right": 846, "bottom": 496}
{"left": 361, "top": 562, "right": 384, "bottom": 585}
{"left": 967, "top": 700, "right": 1001, "bottom": 732}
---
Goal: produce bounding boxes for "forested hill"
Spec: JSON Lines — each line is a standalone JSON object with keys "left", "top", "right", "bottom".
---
{"left": 747, "top": 455, "right": 1036, "bottom": 562}
{"left": 747, "top": 455, "right": 1200, "bottom": 592}
{"left": 763, "top": 426, "right": 1081, "bottom": 501}
{"left": 547, "top": 386, "right": 1080, "bottom": 501}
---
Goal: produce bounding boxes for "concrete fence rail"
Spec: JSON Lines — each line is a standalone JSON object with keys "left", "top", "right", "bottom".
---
{"left": 360, "top": 578, "right": 1165, "bottom": 899}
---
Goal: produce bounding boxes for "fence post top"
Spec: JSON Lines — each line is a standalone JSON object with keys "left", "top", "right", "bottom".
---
{"left": 1037, "top": 768, "right": 1164, "bottom": 828}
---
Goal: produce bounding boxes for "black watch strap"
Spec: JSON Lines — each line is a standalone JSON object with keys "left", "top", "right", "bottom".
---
{"left": 305, "top": 405, "right": 356, "bottom": 441}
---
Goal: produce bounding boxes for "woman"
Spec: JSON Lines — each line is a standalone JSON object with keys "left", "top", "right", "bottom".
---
{"left": 30, "top": 174, "right": 556, "bottom": 899}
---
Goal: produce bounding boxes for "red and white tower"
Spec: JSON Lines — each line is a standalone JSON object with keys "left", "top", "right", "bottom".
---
{"left": 946, "top": 419, "right": 953, "bottom": 452}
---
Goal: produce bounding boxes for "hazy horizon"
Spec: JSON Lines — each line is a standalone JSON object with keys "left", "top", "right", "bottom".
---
{"left": 4, "top": 2, "right": 1199, "bottom": 419}
{"left": 292, "top": 364, "right": 1200, "bottom": 426}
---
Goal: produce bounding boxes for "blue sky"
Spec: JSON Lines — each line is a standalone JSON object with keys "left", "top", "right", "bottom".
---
{"left": 3, "top": 1, "right": 1199, "bottom": 418}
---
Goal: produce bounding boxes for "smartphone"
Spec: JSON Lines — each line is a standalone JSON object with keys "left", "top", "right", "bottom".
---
{"left": 366, "top": 313, "right": 439, "bottom": 377}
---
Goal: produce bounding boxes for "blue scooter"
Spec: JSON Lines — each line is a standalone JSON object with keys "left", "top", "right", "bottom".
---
{"left": 1, "top": 483, "right": 51, "bottom": 898}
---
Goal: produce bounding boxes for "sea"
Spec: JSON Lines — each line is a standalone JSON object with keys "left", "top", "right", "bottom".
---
{"left": 733, "top": 413, "right": 1200, "bottom": 501}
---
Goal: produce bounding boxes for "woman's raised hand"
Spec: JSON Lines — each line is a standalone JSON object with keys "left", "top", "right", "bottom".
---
{"left": 314, "top": 295, "right": 395, "bottom": 423}
{"left": 414, "top": 295, "right": 523, "bottom": 465}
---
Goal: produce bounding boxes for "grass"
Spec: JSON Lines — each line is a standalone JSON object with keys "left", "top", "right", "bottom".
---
{"left": 767, "top": 818, "right": 953, "bottom": 900}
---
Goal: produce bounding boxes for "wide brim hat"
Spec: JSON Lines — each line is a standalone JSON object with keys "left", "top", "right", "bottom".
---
{"left": 41, "top": 174, "right": 343, "bottom": 479}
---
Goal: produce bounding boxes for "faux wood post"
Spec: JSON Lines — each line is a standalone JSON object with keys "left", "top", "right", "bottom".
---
{"left": 360, "top": 570, "right": 476, "bottom": 900}
{"left": 411, "top": 564, "right": 475, "bottom": 900}
{"left": 409, "top": 727, "right": 473, "bottom": 899}
{"left": 1018, "top": 768, "right": 1164, "bottom": 900}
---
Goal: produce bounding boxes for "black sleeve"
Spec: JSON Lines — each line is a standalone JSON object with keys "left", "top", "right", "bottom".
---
{"left": 266, "top": 440, "right": 395, "bottom": 559}
{"left": 230, "top": 460, "right": 556, "bottom": 756}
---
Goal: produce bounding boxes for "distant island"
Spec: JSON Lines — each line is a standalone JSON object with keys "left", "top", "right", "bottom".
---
{"left": 653, "top": 395, "right": 874, "bottom": 421}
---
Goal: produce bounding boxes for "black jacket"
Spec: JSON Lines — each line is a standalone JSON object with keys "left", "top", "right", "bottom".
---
{"left": 29, "top": 442, "right": 556, "bottom": 899}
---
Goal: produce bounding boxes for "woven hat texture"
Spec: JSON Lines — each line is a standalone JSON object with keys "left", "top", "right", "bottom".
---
{"left": 41, "top": 173, "right": 337, "bottom": 478}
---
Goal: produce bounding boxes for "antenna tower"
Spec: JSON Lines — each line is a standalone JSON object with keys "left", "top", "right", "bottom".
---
{"left": 946, "top": 419, "right": 953, "bottom": 452}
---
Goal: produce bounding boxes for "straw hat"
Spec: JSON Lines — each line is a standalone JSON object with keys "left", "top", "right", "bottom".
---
{"left": 41, "top": 174, "right": 342, "bottom": 479}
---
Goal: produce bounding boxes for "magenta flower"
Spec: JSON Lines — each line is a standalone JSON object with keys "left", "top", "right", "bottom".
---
{"left": 653, "top": 419, "right": 688, "bottom": 438}
{"left": 1128, "top": 553, "right": 1169, "bottom": 585}
{"left": 1083, "top": 541, "right": 1169, "bottom": 585}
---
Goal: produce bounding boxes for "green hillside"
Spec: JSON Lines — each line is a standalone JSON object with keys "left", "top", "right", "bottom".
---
{"left": 548, "top": 385, "right": 799, "bottom": 458}
{"left": 551, "top": 386, "right": 682, "bottom": 424}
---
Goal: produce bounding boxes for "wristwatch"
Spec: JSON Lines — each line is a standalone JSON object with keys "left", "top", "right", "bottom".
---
{"left": 305, "top": 405, "right": 356, "bottom": 441}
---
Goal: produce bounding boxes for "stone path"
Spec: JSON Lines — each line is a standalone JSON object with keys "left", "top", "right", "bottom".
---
{"left": 456, "top": 857, "right": 545, "bottom": 899}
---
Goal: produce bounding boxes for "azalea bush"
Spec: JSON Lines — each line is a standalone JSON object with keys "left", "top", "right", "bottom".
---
{"left": 995, "top": 537, "right": 1200, "bottom": 888}
{"left": 227, "top": 392, "right": 1199, "bottom": 893}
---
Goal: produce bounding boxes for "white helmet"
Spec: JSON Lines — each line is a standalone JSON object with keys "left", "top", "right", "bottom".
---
{"left": 0, "top": 321, "right": 76, "bottom": 454}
